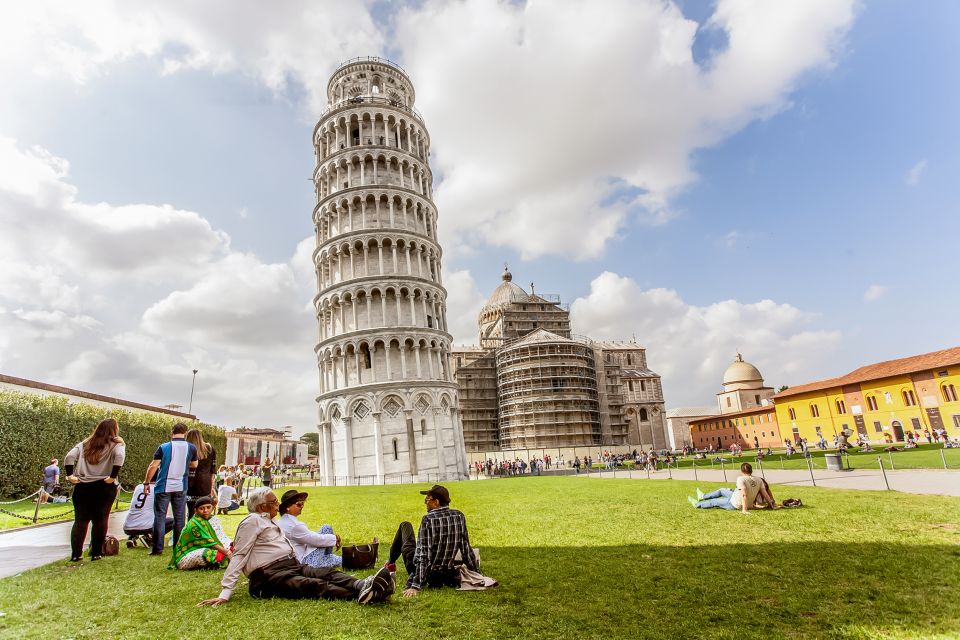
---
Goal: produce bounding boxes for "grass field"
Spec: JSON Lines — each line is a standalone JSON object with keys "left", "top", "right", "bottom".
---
{"left": 662, "top": 443, "right": 960, "bottom": 472}
{"left": 1, "top": 477, "right": 959, "bottom": 640}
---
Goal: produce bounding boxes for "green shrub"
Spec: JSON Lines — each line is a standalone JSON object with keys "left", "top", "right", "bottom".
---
{"left": 0, "top": 390, "right": 225, "bottom": 498}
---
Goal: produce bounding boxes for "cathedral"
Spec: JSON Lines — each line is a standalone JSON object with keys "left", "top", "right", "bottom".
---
{"left": 452, "top": 268, "right": 668, "bottom": 454}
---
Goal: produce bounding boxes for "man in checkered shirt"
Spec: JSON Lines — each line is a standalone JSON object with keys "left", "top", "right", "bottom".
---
{"left": 386, "top": 485, "right": 479, "bottom": 597}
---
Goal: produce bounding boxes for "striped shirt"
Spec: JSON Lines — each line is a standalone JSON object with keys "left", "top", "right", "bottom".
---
{"left": 410, "top": 506, "right": 478, "bottom": 590}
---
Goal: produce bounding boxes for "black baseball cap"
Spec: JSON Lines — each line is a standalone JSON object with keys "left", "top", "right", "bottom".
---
{"left": 419, "top": 484, "right": 450, "bottom": 505}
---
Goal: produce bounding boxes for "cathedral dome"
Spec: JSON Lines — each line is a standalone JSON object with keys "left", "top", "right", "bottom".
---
{"left": 722, "top": 354, "right": 765, "bottom": 391}
{"left": 480, "top": 266, "right": 531, "bottom": 314}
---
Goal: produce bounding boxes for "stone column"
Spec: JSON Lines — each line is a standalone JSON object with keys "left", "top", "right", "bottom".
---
{"left": 342, "top": 417, "right": 355, "bottom": 483}
{"left": 430, "top": 408, "right": 446, "bottom": 479}
{"left": 404, "top": 409, "right": 419, "bottom": 476}
{"left": 372, "top": 411, "right": 385, "bottom": 484}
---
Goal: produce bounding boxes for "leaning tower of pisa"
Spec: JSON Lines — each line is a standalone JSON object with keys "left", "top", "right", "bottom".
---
{"left": 312, "top": 57, "right": 467, "bottom": 485}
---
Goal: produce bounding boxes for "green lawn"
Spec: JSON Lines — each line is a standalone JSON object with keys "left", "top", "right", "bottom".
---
{"left": 663, "top": 443, "right": 960, "bottom": 472}
{"left": 1, "top": 477, "right": 959, "bottom": 639}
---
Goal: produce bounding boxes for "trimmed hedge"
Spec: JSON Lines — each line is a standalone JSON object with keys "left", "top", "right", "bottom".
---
{"left": 0, "top": 390, "right": 225, "bottom": 499}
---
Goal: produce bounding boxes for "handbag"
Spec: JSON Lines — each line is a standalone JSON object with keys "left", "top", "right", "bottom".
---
{"left": 341, "top": 537, "right": 379, "bottom": 569}
{"left": 103, "top": 534, "right": 120, "bottom": 556}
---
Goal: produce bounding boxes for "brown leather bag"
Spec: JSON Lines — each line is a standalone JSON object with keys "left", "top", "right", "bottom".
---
{"left": 103, "top": 534, "right": 120, "bottom": 556}
{"left": 341, "top": 537, "right": 378, "bottom": 569}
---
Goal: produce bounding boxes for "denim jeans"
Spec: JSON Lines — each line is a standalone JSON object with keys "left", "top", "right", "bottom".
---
{"left": 696, "top": 488, "right": 737, "bottom": 510}
{"left": 152, "top": 491, "right": 187, "bottom": 553}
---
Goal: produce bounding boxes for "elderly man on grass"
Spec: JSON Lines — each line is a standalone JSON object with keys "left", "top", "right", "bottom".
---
{"left": 198, "top": 488, "right": 393, "bottom": 607}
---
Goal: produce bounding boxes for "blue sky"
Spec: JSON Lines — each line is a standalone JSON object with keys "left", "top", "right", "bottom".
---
{"left": 0, "top": 1, "right": 956, "bottom": 432}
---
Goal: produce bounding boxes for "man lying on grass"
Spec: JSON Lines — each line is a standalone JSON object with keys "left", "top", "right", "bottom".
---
{"left": 198, "top": 488, "right": 394, "bottom": 607}
{"left": 688, "top": 463, "right": 775, "bottom": 514}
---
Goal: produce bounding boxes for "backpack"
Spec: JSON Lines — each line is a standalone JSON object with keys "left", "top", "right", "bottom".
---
{"left": 781, "top": 498, "right": 803, "bottom": 508}
{"left": 103, "top": 534, "right": 121, "bottom": 556}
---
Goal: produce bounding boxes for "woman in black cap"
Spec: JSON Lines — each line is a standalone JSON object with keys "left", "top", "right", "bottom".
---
{"left": 277, "top": 489, "right": 342, "bottom": 568}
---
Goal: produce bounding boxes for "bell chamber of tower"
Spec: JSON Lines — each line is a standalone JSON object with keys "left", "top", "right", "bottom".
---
{"left": 312, "top": 57, "right": 467, "bottom": 485}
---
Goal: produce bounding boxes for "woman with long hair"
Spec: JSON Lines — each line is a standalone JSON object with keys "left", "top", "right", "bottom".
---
{"left": 64, "top": 418, "right": 126, "bottom": 561}
{"left": 185, "top": 428, "right": 217, "bottom": 519}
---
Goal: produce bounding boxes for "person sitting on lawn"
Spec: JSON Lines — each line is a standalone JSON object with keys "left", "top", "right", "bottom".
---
{"left": 386, "top": 485, "right": 481, "bottom": 597}
{"left": 216, "top": 478, "right": 240, "bottom": 515}
{"left": 170, "top": 497, "right": 232, "bottom": 570}
{"left": 688, "top": 463, "right": 774, "bottom": 514}
{"left": 197, "top": 488, "right": 393, "bottom": 607}
{"left": 123, "top": 481, "right": 173, "bottom": 548}
{"left": 276, "top": 489, "right": 342, "bottom": 569}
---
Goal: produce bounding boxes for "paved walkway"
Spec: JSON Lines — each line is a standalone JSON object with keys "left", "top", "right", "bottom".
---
{"left": 0, "top": 511, "right": 129, "bottom": 579}
{"left": 580, "top": 467, "right": 960, "bottom": 496}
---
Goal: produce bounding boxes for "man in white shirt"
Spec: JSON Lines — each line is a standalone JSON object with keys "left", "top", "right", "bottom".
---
{"left": 122, "top": 483, "right": 173, "bottom": 548}
{"left": 276, "top": 489, "right": 342, "bottom": 568}
{"left": 197, "top": 488, "right": 393, "bottom": 607}
{"left": 216, "top": 480, "right": 240, "bottom": 515}
{"left": 688, "top": 463, "right": 773, "bottom": 514}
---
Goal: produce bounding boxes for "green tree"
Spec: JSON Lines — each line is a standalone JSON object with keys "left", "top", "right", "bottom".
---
{"left": 299, "top": 432, "right": 319, "bottom": 456}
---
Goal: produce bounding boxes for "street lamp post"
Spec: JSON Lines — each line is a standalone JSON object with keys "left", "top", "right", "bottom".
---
{"left": 188, "top": 369, "right": 199, "bottom": 415}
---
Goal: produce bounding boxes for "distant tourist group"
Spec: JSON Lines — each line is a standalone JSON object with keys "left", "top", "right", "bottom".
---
{"left": 59, "top": 418, "right": 495, "bottom": 607}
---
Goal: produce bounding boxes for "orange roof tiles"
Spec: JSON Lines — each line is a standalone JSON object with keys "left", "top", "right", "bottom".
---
{"left": 774, "top": 345, "right": 960, "bottom": 399}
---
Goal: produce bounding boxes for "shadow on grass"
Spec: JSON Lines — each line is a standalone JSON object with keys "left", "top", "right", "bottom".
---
{"left": 466, "top": 542, "right": 960, "bottom": 639}
{"left": 1, "top": 541, "right": 958, "bottom": 640}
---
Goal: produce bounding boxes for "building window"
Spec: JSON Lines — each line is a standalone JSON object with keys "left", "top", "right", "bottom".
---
{"left": 420, "top": 419, "right": 427, "bottom": 435}
{"left": 639, "top": 408, "right": 648, "bottom": 421}
{"left": 755, "top": 394, "right": 761, "bottom": 404}
{"left": 867, "top": 396, "right": 879, "bottom": 411}
{"left": 750, "top": 416, "right": 755, "bottom": 425}
{"left": 641, "top": 380, "right": 646, "bottom": 391}
{"left": 392, "top": 438, "right": 399, "bottom": 461}
{"left": 942, "top": 384, "right": 958, "bottom": 403}
{"left": 627, "top": 354, "right": 633, "bottom": 365}
{"left": 884, "top": 391, "right": 893, "bottom": 405}
{"left": 873, "top": 421, "right": 883, "bottom": 433}
{"left": 902, "top": 390, "right": 917, "bottom": 406}
{"left": 726, "top": 397, "right": 732, "bottom": 408}
{"left": 762, "top": 431, "right": 766, "bottom": 437}
{"left": 836, "top": 400, "right": 846, "bottom": 415}
{"left": 788, "top": 408, "right": 796, "bottom": 420}
{"left": 628, "top": 380, "right": 634, "bottom": 392}
{"left": 954, "top": 415, "right": 960, "bottom": 428}
{"left": 810, "top": 404, "right": 820, "bottom": 418}
{"left": 456, "top": 357, "right": 462, "bottom": 368}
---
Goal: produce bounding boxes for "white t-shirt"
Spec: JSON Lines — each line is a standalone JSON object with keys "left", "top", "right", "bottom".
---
{"left": 123, "top": 484, "right": 156, "bottom": 531}
{"left": 731, "top": 475, "right": 762, "bottom": 508}
{"left": 217, "top": 484, "right": 238, "bottom": 505}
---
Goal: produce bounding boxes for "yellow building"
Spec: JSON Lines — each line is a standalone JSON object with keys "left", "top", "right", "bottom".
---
{"left": 773, "top": 346, "right": 960, "bottom": 444}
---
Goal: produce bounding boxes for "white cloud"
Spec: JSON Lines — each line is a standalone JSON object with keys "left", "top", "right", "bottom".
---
{"left": 397, "top": 0, "right": 856, "bottom": 259}
{"left": 863, "top": 284, "right": 887, "bottom": 302}
{"left": 0, "top": 137, "right": 320, "bottom": 431}
{"left": 905, "top": 159, "right": 927, "bottom": 187}
{"left": 569, "top": 272, "right": 842, "bottom": 406}
{"left": 0, "top": 1, "right": 383, "bottom": 111}
{"left": 443, "top": 270, "right": 488, "bottom": 346}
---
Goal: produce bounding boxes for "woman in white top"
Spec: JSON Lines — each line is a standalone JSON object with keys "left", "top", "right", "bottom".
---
{"left": 64, "top": 418, "right": 126, "bottom": 561}
{"left": 276, "top": 489, "right": 342, "bottom": 568}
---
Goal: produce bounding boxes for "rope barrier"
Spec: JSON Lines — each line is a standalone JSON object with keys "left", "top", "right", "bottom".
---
{"left": 0, "top": 489, "right": 42, "bottom": 504}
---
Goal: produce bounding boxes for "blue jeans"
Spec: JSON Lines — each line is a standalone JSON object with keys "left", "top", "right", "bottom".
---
{"left": 697, "top": 488, "right": 736, "bottom": 510}
{"left": 152, "top": 491, "right": 187, "bottom": 553}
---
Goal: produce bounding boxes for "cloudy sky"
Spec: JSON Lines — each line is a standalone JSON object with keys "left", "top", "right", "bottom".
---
{"left": 1, "top": 1, "right": 956, "bottom": 434}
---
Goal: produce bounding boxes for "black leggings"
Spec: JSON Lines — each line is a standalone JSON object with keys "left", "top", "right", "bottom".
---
{"left": 71, "top": 480, "right": 117, "bottom": 558}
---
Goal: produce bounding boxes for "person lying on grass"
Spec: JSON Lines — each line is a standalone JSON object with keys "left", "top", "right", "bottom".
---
{"left": 170, "top": 496, "right": 232, "bottom": 570}
{"left": 687, "top": 463, "right": 775, "bottom": 514}
{"left": 197, "top": 488, "right": 393, "bottom": 607}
